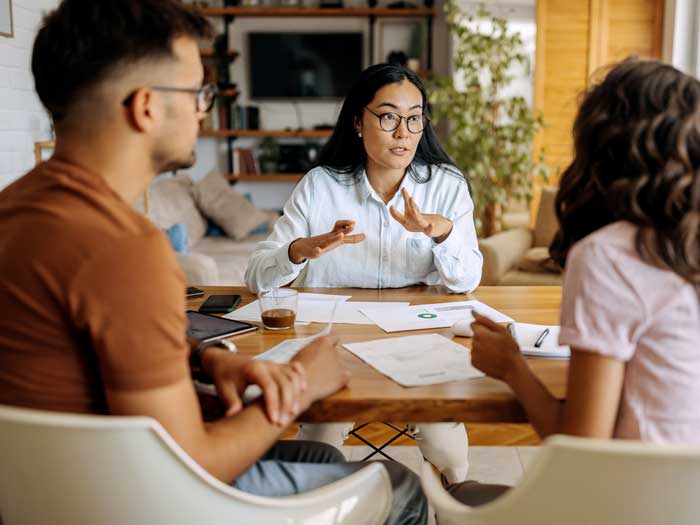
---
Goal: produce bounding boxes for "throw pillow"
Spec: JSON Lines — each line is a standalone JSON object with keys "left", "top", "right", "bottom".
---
{"left": 193, "top": 170, "right": 270, "bottom": 240}
{"left": 517, "top": 247, "right": 562, "bottom": 274}
{"left": 164, "top": 223, "right": 188, "bottom": 253}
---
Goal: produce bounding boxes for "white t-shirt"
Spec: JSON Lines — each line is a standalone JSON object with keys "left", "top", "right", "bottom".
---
{"left": 560, "top": 221, "right": 700, "bottom": 443}
{"left": 245, "top": 164, "right": 483, "bottom": 294}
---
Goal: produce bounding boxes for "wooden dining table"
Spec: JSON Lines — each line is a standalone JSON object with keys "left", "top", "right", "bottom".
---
{"left": 188, "top": 286, "right": 567, "bottom": 424}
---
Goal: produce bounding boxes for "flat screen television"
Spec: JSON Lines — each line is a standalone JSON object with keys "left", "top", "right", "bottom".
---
{"left": 248, "top": 32, "right": 363, "bottom": 99}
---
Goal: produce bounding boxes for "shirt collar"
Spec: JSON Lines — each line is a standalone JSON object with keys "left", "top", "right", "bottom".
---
{"left": 358, "top": 166, "right": 419, "bottom": 206}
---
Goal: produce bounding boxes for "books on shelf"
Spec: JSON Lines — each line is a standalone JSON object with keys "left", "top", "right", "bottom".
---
{"left": 233, "top": 147, "right": 259, "bottom": 175}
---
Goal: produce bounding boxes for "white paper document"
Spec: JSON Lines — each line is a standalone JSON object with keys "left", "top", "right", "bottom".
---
{"left": 296, "top": 301, "right": 409, "bottom": 324}
{"left": 509, "top": 323, "right": 570, "bottom": 359}
{"left": 343, "top": 333, "right": 484, "bottom": 387}
{"left": 360, "top": 300, "right": 514, "bottom": 333}
{"left": 225, "top": 292, "right": 351, "bottom": 324}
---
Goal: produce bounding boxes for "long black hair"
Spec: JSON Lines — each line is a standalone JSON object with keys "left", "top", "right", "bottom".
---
{"left": 315, "top": 63, "right": 461, "bottom": 184}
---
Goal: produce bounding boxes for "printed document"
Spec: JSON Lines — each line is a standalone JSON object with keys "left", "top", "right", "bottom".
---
{"left": 225, "top": 292, "right": 351, "bottom": 324}
{"left": 343, "top": 333, "right": 484, "bottom": 387}
{"left": 360, "top": 300, "right": 514, "bottom": 333}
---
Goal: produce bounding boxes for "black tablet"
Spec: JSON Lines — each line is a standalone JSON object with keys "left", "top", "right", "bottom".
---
{"left": 186, "top": 311, "right": 257, "bottom": 343}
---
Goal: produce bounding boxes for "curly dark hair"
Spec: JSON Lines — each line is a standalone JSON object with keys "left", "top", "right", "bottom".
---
{"left": 550, "top": 58, "right": 700, "bottom": 285}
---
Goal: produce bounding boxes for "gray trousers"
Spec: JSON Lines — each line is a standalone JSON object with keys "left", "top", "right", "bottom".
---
{"left": 233, "top": 440, "right": 427, "bottom": 525}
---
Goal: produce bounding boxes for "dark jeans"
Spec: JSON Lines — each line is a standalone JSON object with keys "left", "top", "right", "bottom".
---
{"left": 233, "top": 440, "right": 428, "bottom": 525}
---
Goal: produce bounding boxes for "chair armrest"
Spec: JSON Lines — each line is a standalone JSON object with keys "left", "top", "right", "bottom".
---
{"left": 176, "top": 253, "right": 219, "bottom": 286}
{"left": 478, "top": 228, "right": 533, "bottom": 285}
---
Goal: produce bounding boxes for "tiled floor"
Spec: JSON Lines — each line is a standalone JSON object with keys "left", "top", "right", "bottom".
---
{"left": 340, "top": 445, "right": 541, "bottom": 524}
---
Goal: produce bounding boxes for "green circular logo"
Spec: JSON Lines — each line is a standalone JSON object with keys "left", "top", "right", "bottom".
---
{"left": 418, "top": 313, "right": 437, "bottom": 319}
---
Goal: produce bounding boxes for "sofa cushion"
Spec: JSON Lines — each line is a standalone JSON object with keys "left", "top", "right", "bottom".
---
{"left": 517, "top": 247, "right": 561, "bottom": 273}
{"left": 193, "top": 170, "right": 270, "bottom": 240}
{"left": 533, "top": 187, "right": 558, "bottom": 247}
{"left": 147, "top": 175, "right": 207, "bottom": 246}
{"left": 500, "top": 269, "right": 563, "bottom": 286}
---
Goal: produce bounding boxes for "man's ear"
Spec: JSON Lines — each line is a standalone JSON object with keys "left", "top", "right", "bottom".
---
{"left": 124, "top": 87, "right": 158, "bottom": 133}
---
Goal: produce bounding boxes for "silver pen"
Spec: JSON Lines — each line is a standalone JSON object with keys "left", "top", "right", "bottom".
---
{"left": 534, "top": 328, "right": 551, "bottom": 348}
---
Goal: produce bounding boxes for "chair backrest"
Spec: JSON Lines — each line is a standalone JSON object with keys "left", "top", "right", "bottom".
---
{"left": 0, "top": 404, "right": 391, "bottom": 525}
{"left": 422, "top": 434, "right": 700, "bottom": 525}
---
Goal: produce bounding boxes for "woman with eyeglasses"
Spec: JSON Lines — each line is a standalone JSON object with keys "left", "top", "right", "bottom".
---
{"left": 245, "top": 63, "right": 482, "bottom": 485}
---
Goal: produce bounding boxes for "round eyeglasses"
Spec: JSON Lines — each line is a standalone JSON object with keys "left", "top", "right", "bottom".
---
{"left": 122, "top": 83, "right": 219, "bottom": 113}
{"left": 364, "top": 107, "right": 429, "bottom": 134}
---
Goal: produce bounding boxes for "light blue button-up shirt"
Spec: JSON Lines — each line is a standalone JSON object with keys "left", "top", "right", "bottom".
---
{"left": 245, "top": 164, "right": 483, "bottom": 293}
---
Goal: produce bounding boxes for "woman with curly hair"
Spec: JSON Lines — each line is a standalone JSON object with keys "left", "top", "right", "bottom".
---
{"left": 447, "top": 58, "right": 700, "bottom": 504}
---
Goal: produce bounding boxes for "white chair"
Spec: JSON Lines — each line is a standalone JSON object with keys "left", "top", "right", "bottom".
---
{"left": 0, "top": 404, "right": 391, "bottom": 525}
{"left": 421, "top": 434, "right": 700, "bottom": 525}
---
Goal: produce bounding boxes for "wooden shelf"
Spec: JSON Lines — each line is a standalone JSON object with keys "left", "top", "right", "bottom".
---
{"left": 218, "top": 89, "right": 240, "bottom": 98}
{"left": 200, "top": 49, "right": 239, "bottom": 58}
{"left": 225, "top": 173, "right": 305, "bottom": 182}
{"left": 199, "top": 128, "right": 332, "bottom": 138}
{"left": 199, "top": 7, "right": 434, "bottom": 17}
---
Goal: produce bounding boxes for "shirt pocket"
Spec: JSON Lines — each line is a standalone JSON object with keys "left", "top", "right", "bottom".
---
{"left": 406, "top": 237, "right": 434, "bottom": 278}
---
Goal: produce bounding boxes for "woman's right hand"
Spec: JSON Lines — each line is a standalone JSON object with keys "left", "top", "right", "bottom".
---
{"left": 288, "top": 220, "right": 365, "bottom": 264}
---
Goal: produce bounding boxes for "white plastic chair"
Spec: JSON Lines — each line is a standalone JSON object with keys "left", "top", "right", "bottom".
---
{"left": 0, "top": 404, "right": 391, "bottom": 525}
{"left": 421, "top": 434, "right": 700, "bottom": 525}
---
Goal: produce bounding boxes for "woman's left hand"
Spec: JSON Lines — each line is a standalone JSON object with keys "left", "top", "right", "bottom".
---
{"left": 390, "top": 188, "right": 453, "bottom": 242}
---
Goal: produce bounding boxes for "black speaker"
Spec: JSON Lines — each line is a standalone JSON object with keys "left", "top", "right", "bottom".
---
{"left": 246, "top": 106, "right": 260, "bottom": 130}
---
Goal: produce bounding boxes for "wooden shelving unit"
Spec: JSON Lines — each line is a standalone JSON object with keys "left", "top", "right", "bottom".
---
{"left": 200, "top": 49, "right": 239, "bottom": 58}
{"left": 225, "top": 173, "right": 305, "bottom": 182}
{"left": 200, "top": 128, "right": 332, "bottom": 138}
{"left": 199, "top": 7, "right": 434, "bottom": 17}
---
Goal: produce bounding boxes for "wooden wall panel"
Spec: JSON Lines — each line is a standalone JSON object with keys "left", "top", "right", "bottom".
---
{"left": 533, "top": 0, "right": 664, "bottom": 185}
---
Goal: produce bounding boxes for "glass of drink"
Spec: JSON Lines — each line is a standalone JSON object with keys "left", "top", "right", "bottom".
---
{"left": 259, "top": 288, "right": 298, "bottom": 330}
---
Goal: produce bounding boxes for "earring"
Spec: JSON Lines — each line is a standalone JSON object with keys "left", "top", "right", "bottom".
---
{"left": 358, "top": 132, "right": 362, "bottom": 137}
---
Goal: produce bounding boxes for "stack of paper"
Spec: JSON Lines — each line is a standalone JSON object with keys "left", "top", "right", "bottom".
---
{"left": 360, "top": 300, "right": 514, "bottom": 333}
{"left": 343, "top": 333, "right": 484, "bottom": 387}
{"left": 510, "top": 323, "right": 570, "bottom": 359}
{"left": 225, "top": 293, "right": 409, "bottom": 325}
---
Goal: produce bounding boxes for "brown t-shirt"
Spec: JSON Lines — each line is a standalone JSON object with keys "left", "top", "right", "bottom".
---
{"left": 0, "top": 159, "right": 189, "bottom": 414}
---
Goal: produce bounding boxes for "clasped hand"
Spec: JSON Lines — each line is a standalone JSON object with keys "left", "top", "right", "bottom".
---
{"left": 200, "top": 335, "right": 349, "bottom": 426}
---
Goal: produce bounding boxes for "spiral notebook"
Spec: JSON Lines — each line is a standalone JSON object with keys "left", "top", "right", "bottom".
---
{"left": 509, "top": 323, "right": 571, "bottom": 359}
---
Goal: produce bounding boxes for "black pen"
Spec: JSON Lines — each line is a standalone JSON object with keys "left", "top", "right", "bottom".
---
{"left": 534, "top": 328, "right": 550, "bottom": 348}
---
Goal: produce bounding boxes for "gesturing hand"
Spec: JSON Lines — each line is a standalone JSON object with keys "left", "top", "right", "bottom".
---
{"left": 390, "top": 188, "right": 453, "bottom": 242}
{"left": 288, "top": 220, "right": 366, "bottom": 264}
{"left": 205, "top": 349, "right": 308, "bottom": 425}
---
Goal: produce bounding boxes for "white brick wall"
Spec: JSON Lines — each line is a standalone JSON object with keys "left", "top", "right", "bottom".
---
{"left": 0, "top": 0, "right": 59, "bottom": 189}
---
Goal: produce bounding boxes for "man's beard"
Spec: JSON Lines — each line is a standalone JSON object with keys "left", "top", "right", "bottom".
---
{"left": 153, "top": 148, "right": 196, "bottom": 174}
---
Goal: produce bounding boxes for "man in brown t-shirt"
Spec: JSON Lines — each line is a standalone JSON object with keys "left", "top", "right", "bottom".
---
{"left": 0, "top": 1, "right": 426, "bottom": 522}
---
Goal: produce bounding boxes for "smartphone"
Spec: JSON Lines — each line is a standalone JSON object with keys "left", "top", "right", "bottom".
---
{"left": 186, "top": 311, "right": 257, "bottom": 342}
{"left": 186, "top": 286, "right": 205, "bottom": 298}
{"left": 198, "top": 294, "right": 241, "bottom": 314}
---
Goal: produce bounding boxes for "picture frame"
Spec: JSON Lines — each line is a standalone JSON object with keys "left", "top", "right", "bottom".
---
{"left": 0, "top": 0, "right": 13, "bottom": 38}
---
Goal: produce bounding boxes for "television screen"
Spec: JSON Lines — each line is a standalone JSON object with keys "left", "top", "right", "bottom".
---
{"left": 248, "top": 32, "right": 363, "bottom": 99}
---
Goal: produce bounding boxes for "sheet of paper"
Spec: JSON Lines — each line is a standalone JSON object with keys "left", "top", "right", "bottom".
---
{"left": 343, "top": 333, "right": 483, "bottom": 387}
{"left": 296, "top": 301, "right": 409, "bottom": 324}
{"left": 510, "top": 323, "right": 570, "bottom": 359}
{"left": 360, "top": 300, "right": 514, "bottom": 333}
{"left": 225, "top": 292, "right": 351, "bottom": 324}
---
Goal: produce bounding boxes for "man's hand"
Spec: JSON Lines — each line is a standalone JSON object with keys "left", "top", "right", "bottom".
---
{"left": 288, "top": 220, "right": 365, "bottom": 264}
{"left": 292, "top": 335, "right": 350, "bottom": 404}
{"left": 203, "top": 348, "right": 307, "bottom": 425}
{"left": 390, "top": 188, "right": 453, "bottom": 242}
{"left": 469, "top": 312, "right": 525, "bottom": 383}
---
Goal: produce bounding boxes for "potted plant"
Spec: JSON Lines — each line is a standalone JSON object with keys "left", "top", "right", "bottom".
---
{"left": 428, "top": 3, "right": 548, "bottom": 237}
{"left": 258, "top": 138, "right": 280, "bottom": 174}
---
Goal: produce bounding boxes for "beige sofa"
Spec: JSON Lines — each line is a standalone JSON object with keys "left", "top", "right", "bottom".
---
{"left": 479, "top": 187, "right": 562, "bottom": 286}
{"left": 144, "top": 174, "right": 274, "bottom": 286}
